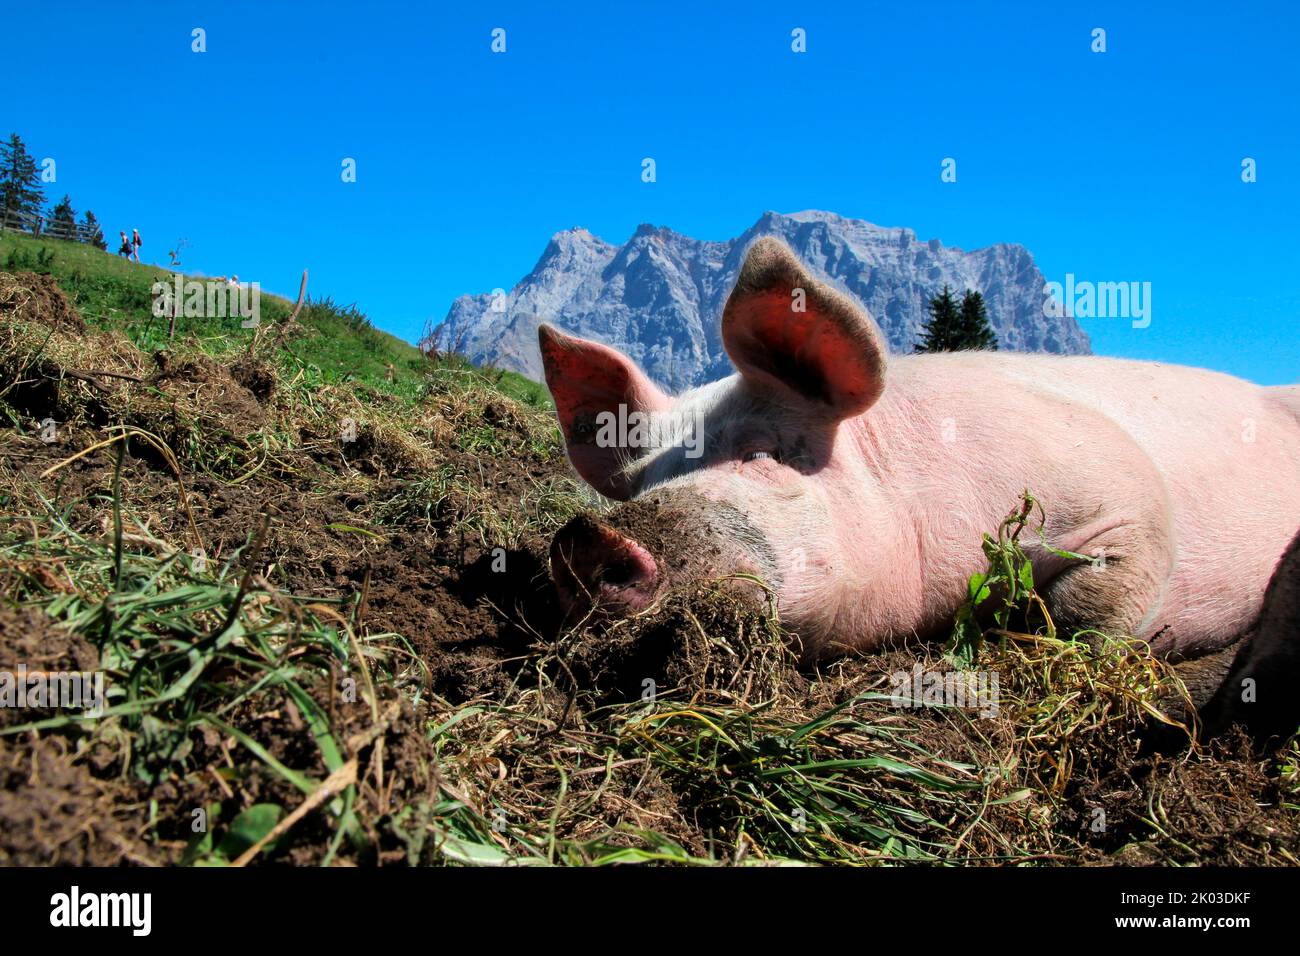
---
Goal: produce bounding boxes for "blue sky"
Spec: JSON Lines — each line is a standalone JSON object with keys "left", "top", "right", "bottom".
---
{"left": 8, "top": 1, "right": 1298, "bottom": 383}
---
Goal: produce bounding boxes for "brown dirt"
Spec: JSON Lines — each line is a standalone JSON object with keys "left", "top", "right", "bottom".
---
{"left": 1072, "top": 732, "right": 1299, "bottom": 866}
{"left": 0, "top": 605, "right": 99, "bottom": 683}
{"left": 0, "top": 271, "right": 86, "bottom": 334}
{"left": 228, "top": 354, "right": 278, "bottom": 403}
{"left": 562, "top": 582, "right": 796, "bottom": 704}
{"left": 150, "top": 352, "right": 267, "bottom": 434}
{"left": 0, "top": 273, "right": 577, "bottom": 864}
{"left": 0, "top": 270, "right": 566, "bottom": 713}
{"left": 0, "top": 734, "right": 157, "bottom": 865}
{"left": 2, "top": 431, "right": 563, "bottom": 711}
{"left": 0, "top": 606, "right": 155, "bottom": 865}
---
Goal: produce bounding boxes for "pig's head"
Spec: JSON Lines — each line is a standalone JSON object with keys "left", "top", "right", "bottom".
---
{"left": 542, "top": 237, "right": 889, "bottom": 657}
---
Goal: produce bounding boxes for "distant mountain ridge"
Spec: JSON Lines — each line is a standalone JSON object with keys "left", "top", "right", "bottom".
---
{"left": 439, "top": 210, "right": 1091, "bottom": 392}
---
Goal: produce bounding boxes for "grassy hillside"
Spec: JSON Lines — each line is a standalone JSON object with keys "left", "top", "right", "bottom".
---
{"left": 0, "top": 245, "right": 1295, "bottom": 867}
{"left": 0, "top": 230, "right": 549, "bottom": 406}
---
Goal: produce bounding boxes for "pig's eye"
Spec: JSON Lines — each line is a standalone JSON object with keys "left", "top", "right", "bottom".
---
{"left": 743, "top": 450, "right": 778, "bottom": 463}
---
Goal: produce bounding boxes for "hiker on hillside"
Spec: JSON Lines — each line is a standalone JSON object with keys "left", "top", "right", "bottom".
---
{"left": 131, "top": 228, "right": 142, "bottom": 263}
{"left": 117, "top": 231, "right": 132, "bottom": 258}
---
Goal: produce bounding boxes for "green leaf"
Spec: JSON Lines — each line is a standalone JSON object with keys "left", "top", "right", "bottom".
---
{"left": 1018, "top": 560, "right": 1035, "bottom": 592}
{"left": 180, "top": 802, "right": 220, "bottom": 866}
{"left": 216, "top": 803, "right": 285, "bottom": 859}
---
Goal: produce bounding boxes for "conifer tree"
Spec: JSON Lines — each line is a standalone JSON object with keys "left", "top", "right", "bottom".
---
{"left": 49, "top": 194, "right": 77, "bottom": 240}
{"left": 956, "top": 289, "right": 998, "bottom": 350}
{"left": 915, "top": 285, "right": 962, "bottom": 353}
{"left": 80, "top": 209, "right": 107, "bottom": 250}
{"left": 0, "top": 133, "right": 45, "bottom": 227}
{"left": 916, "top": 286, "right": 999, "bottom": 352}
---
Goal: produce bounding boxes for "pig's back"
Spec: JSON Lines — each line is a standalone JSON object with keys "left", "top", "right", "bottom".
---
{"left": 910, "top": 352, "right": 1300, "bottom": 651}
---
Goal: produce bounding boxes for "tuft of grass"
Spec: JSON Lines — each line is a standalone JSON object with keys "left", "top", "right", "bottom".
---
{"left": 943, "top": 491, "right": 1193, "bottom": 793}
{"left": 0, "top": 496, "right": 368, "bottom": 858}
{"left": 615, "top": 695, "right": 992, "bottom": 863}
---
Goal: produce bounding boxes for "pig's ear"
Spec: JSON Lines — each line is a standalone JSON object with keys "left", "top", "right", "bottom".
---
{"left": 538, "top": 324, "right": 670, "bottom": 501}
{"left": 722, "top": 237, "right": 886, "bottom": 417}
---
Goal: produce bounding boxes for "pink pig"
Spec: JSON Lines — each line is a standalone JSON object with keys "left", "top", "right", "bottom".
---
{"left": 542, "top": 237, "right": 1300, "bottom": 686}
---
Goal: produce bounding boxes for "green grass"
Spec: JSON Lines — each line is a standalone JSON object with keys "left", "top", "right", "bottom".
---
{"left": 0, "top": 229, "right": 549, "bottom": 406}
{"left": 1, "top": 496, "right": 381, "bottom": 864}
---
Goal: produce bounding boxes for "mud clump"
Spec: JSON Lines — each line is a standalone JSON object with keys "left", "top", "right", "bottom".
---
{"left": 151, "top": 352, "right": 267, "bottom": 433}
{"left": 564, "top": 582, "right": 796, "bottom": 704}
{"left": 229, "top": 354, "right": 278, "bottom": 403}
{"left": 0, "top": 271, "right": 86, "bottom": 334}
{"left": 0, "top": 736, "right": 156, "bottom": 865}
{"left": 0, "top": 604, "right": 98, "bottom": 671}
{"left": 1072, "top": 733, "right": 1300, "bottom": 865}
{"left": 599, "top": 496, "right": 725, "bottom": 574}
{"left": 357, "top": 532, "right": 563, "bottom": 702}
{"left": 0, "top": 605, "right": 101, "bottom": 730}
{"left": 0, "top": 271, "right": 110, "bottom": 423}
{"left": 0, "top": 606, "right": 153, "bottom": 865}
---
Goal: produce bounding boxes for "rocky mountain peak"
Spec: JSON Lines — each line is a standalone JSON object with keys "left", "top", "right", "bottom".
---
{"left": 439, "top": 211, "right": 1090, "bottom": 392}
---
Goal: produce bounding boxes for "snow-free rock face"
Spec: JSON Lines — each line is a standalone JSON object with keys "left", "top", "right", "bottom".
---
{"left": 439, "top": 210, "right": 1091, "bottom": 391}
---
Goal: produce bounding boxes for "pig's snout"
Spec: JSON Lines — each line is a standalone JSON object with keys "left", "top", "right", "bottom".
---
{"left": 551, "top": 516, "right": 660, "bottom": 615}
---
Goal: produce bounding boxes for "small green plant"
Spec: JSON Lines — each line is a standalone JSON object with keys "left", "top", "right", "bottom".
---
{"left": 1280, "top": 739, "right": 1300, "bottom": 809}
{"left": 940, "top": 492, "right": 1190, "bottom": 793}
{"left": 946, "top": 491, "right": 1089, "bottom": 666}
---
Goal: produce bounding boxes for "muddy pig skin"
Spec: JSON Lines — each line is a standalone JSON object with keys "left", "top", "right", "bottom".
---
{"left": 542, "top": 237, "right": 1300, "bottom": 693}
